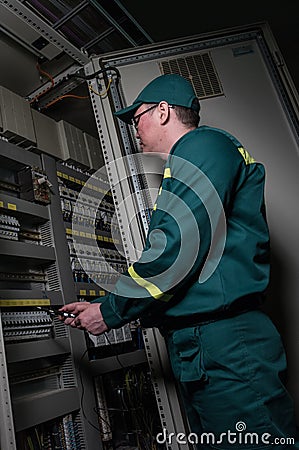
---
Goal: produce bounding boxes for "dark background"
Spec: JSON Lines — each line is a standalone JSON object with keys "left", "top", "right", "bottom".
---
{"left": 120, "top": 1, "right": 299, "bottom": 92}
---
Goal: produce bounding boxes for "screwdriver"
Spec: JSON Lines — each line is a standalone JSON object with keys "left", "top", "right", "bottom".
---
{"left": 36, "top": 306, "right": 77, "bottom": 318}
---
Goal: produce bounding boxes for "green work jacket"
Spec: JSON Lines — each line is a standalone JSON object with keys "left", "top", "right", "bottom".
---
{"left": 93, "top": 126, "right": 270, "bottom": 331}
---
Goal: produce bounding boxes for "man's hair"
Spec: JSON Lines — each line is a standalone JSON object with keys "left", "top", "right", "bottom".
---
{"left": 145, "top": 101, "right": 200, "bottom": 128}
{"left": 174, "top": 105, "right": 200, "bottom": 128}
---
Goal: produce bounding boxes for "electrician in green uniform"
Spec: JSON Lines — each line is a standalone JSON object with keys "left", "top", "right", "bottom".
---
{"left": 60, "top": 74, "right": 298, "bottom": 448}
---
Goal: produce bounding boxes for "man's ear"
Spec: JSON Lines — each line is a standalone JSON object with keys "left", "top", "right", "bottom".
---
{"left": 158, "top": 101, "right": 171, "bottom": 123}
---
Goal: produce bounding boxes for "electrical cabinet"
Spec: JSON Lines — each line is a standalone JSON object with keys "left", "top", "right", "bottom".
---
{"left": 56, "top": 159, "right": 167, "bottom": 449}
{"left": 0, "top": 138, "right": 101, "bottom": 449}
{"left": 0, "top": 103, "right": 166, "bottom": 449}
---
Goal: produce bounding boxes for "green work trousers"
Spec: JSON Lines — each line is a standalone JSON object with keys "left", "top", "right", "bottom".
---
{"left": 165, "top": 310, "right": 298, "bottom": 449}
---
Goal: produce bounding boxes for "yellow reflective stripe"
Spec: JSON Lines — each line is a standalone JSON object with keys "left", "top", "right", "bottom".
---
{"left": 152, "top": 186, "right": 162, "bottom": 211}
{"left": 238, "top": 146, "right": 255, "bottom": 164}
{"left": 163, "top": 167, "right": 171, "bottom": 178}
{"left": 128, "top": 265, "right": 172, "bottom": 301}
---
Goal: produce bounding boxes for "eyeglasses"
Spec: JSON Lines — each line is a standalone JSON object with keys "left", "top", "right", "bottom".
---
{"left": 132, "top": 104, "right": 158, "bottom": 129}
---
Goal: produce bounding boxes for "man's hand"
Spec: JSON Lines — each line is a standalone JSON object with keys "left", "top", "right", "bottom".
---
{"left": 59, "top": 302, "right": 108, "bottom": 335}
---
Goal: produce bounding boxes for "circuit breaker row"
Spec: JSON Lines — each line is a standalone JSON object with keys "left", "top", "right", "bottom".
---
{"left": 68, "top": 239, "right": 126, "bottom": 285}
{"left": 16, "top": 413, "right": 82, "bottom": 449}
{"left": 60, "top": 185, "right": 117, "bottom": 233}
{"left": 2, "top": 310, "right": 53, "bottom": 342}
{"left": 58, "top": 165, "right": 127, "bottom": 287}
{"left": 88, "top": 323, "right": 132, "bottom": 348}
{"left": 0, "top": 213, "right": 20, "bottom": 240}
{"left": 56, "top": 163, "right": 133, "bottom": 353}
{"left": 0, "top": 212, "right": 43, "bottom": 245}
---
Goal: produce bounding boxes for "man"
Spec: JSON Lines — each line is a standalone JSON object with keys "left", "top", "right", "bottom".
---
{"left": 60, "top": 74, "right": 298, "bottom": 448}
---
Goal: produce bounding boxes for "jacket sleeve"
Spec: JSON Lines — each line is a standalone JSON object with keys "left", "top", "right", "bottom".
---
{"left": 95, "top": 132, "right": 243, "bottom": 329}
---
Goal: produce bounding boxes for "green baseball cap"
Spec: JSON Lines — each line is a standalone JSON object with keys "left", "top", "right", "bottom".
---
{"left": 114, "top": 74, "right": 200, "bottom": 124}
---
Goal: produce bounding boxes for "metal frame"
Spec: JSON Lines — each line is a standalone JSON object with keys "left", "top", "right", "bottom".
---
{"left": 27, "top": 63, "right": 85, "bottom": 111}
{"left": 89, "top": 0, "right": 146, "bottom": 47}
{"left": 0, "top": 0, "right": 90, "bottom": 65}
{"left": 256, "top": 25, "right": 299, "bottom": 143}
{"left": 0, "top": 0, "right": 154, "bottom": 110}
{"left": 84, "top": 59, "right": 147, "bottom": 265}
{"left": 0, "top": 313, "right": 16, "bottom": 450}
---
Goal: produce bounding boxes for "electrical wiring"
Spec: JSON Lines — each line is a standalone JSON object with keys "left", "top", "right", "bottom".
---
{"left": 30, "top": 62, "right": 55, "bottom": 105}
{"left": 79, "top": 334, "right": 160, "bottom": 449}
{"left": 78, "top": 348, "right": 103, "bottom": 434}
{"left": 102, "top": 442, "right": 114, "bottom": 450}
{"left": 66, "top": 65, "right": 121, "bottom": 82}
{"left": 17, "top": 425, "right": 45, "bottom": 450}
{"left": 34, "top": 427, "right": 42, "bottom": 449}
{"left": 123, "top": 369, "right": 155, "bottom": 449}
{"left": 27, "top": 436, "right": 34, "bottom": 450}
{"left": 43, "top": 77, "right": 113, "bottom": 109}
{"left": 30, "top": 63, "right": 119, "bottom": 110}
{"left": 42, "top": 93, "right": 90, "bottom": 110}
{"left": 78, "top": 334, "right": 127, "bottom": 439}
{"left": 126, "top": 369, "right": 158, "bottom": 450}
{"left": 92, "top": 405, "right": 113, "bottom": 434}
{"left": 40, "top": 78, "right": 112, "bottom": 110}
{"left": 78, "top": 346, "right": 121, "bottom": 442}
{"left": 89, "top": 78, "right": 113, "bottom": 97}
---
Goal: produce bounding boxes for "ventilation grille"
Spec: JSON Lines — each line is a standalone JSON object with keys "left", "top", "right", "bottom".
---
{"left": 53, "top": 316, "right": 68, "bottom": 339}
{"left": 39, "top": 221, "right": 54, "bottom": 247}
{"left": 46, "top": 262, "right": 61, "bottom": 291}
{"left": 159, "top": 52, "right": 224, "bottom": 99}
{"left": 60, "top": 354, "right": 77, "bottom": 389}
